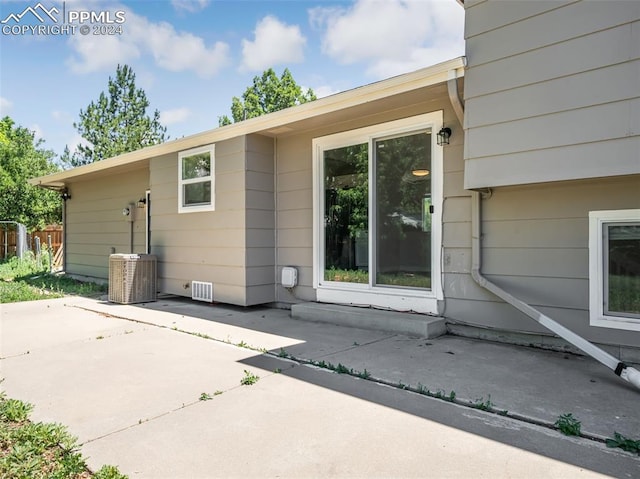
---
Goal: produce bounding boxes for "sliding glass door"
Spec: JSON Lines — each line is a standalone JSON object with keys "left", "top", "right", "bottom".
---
{"left": 374, "top": 132, "right": 431, "bottom": 289}
{"left": 313, "top": 112, "right": 443, "bottom": 314}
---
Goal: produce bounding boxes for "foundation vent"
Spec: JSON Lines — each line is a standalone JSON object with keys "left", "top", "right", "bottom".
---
{"left": 192, "top": 281, "right": 213, "bottom": 302}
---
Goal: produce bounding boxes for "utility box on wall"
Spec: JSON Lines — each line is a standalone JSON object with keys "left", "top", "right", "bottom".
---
{"left": 108, "top": 254, "right": 157, "bottom": 304}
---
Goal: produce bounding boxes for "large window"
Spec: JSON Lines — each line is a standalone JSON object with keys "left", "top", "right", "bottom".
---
{"left": 313, "top": 112, "right": 444, "bottom": 314}
{"left": 589, "top": 210, "right": 640, "bottom": 331}
{"left": 178, "top": 145, "right": 215, "bottom": 213}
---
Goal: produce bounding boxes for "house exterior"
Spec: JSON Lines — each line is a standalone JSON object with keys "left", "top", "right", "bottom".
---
{"left": 32, "top": 0, "right": 639, "bottom": 360}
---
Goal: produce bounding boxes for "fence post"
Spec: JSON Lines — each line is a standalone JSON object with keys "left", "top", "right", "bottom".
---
{"left": 47, "top": 234, "right": 52, "bottom": 272}
{"left": 35, "top": 236, "right": 41, "bottom": 261}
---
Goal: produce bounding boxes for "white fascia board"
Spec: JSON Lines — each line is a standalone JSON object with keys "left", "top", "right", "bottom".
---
{"left": 30, "top": 57, "right": 465, "bottom": 188}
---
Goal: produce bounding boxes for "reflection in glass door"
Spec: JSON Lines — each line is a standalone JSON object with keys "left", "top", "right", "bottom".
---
{"left": 323, "top": 143, "right": 369, "bottom": 284}
{"left": 374, "top": 132, "right": 431, "bottom": 289}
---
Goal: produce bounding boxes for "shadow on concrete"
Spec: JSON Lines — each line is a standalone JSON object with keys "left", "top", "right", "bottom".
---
{"left": 134, "top": 296, "right": 640, "bottom": 477}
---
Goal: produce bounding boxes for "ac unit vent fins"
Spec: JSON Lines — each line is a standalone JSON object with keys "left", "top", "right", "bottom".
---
{"left": 108, "top": 254, "right": 157, "bottom": 304}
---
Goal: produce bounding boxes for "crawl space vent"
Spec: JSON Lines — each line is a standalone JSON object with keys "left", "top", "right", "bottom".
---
{"left": 192, "top": 281, "right": 213, "bottom": 302}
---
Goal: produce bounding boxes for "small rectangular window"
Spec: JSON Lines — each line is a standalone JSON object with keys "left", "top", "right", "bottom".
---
{"left": 589, "top": 210, "right": 640, "bottom": 331}
{"left": 178, "top": 145, "right": 215, "bottom": 213}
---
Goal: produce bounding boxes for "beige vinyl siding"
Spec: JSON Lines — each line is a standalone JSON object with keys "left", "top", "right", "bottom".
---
{"left": 464, "top": 0, "right": 640, "bottom": 188}
{"left": 65, "top": 167, "right": 149, "bottom": 279}
{"left": 275, "top": 134, "right": 314, "bottom": 304}
{"left": 245, "top": 134, "right": 276, "bottom": 305}
{"left": 445, "top": 175, "right": 640, "bottom": 348}
{"left": 275, "top": 84, "right": 467, "bottom": 306}
{"left": 149, "top": 139, "right": 249, "bottom": 305}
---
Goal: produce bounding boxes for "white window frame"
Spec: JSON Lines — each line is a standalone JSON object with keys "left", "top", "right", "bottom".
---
{"left": 178, "top": 144, "right": 215, "bottom": 214}
{"left": 589, "top": 209, "right": 640, "bottom": 331}
{"left": 312, "top": 112, "right": 444, "bottom": 315}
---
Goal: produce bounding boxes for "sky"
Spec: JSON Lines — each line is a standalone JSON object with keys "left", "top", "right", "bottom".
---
{"left": 0, "top": 0, "right": 465, "bottom": 161}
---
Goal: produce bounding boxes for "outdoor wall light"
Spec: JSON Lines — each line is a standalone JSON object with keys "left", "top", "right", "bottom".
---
{"left": 122, "top": 207, "right": 130, "bottom": 216}
{"left": 437, "top": 127, "right": 452, "bottom": 146}
{"left": 137, "top": 197, "right": 147, "bottom": 208}
{"left": 411, "top": 168, "right": 430, "bottom": 177}
{"left": 60, "top": 189, "right": 71, "bottom": 201}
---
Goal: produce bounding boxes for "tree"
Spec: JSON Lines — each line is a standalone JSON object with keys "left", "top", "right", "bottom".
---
{"left": 219, "top": 68, "right": 316, "bottom": 126}
{"left": 0, "top": 117, "right": 61, "bottom": 230}
{"left": 66, "top": 64, "right": 167, "bottom": 167}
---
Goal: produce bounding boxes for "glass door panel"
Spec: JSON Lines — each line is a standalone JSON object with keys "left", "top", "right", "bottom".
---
{"left": 374, "top": 132, "right": 431, "bottom": 289}
{"left": 323, "top": 143, "right": 369, "bottom": 283}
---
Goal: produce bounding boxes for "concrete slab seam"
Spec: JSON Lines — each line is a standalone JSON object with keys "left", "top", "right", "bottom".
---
{"left": 80, "top": 364, "right": 296, "bottom": 447}
{"left": 268, "top": 348, "right": 614, "bottom": 446}
{"left": 68, "top": 302, "right": 617, "bottom": 448}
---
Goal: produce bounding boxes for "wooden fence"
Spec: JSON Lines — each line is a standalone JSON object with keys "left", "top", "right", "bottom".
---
{"left": 1, "top": 225, "right": 63, "bottom": 264}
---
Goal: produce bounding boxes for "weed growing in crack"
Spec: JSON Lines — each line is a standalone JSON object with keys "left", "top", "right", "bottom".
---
{"left": 606, "top": 432, "right": 640, "bottom": 454}
{"left": 278, "top": 348, "right": 289, "bottom": 358}
{"left": 472, "top": 396, "right": 493, "bottom": 411}
{"left": 554, "top": 413, "right": 581, "bottom": 436}
{"left": 199, "top": 393, "right": 213, "bottom": 401}
{"left": 357, "top": 369, "right": 371, "bottom": 379}
{"left": 240, "top": 370, "right": 260, "bottom": 386}
{"left": 416, "top": 383, "right": 429, "bottom": 395}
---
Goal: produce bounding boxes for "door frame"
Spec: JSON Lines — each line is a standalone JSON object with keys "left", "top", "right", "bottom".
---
{"left": 312, "top": 111, "right": 444, "bottom": 314}
{"left": 145, "top": 189, "right": 151, "bottom": 254}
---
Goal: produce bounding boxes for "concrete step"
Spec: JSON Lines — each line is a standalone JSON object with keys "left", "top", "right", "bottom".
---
{"left": 290, "top": 302, "right": 446, "bottom": 338}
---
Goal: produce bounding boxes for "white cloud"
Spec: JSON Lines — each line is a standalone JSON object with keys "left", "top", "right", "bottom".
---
{"left": 66, "top": 134, "right": 91, "bottom": 154}
{"left": 310, "top": 84, "right": 341, "bottom": 99}
{"left": 67, "top": 6, "right": 230, "bottom": 78}
{"left": 171, "top": 0, "right": 209, "bottom": 13}
{"left": 52, "top": 110, "right": 72, "bottom": 123}
{"left": 241, "top": 16, "right": 306, "bottom": 71}
{"left": 30, "top": 124, "right": 43, "bottom": 142}
{"left": 160, "top": 107, "right": 191, "bottom": 126}
{"left": 310, "top": 0, "right": 464, "bottom": 78}
{"left": 0, "top": 97, "right": 12, "bottom": 115}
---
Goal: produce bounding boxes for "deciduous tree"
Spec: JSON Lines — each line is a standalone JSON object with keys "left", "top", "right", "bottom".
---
{"left": 219, "top": 68, "right": 316, "bottom": 126}
{"left": 0, "top": 117, "right": 61, "bottom": 230}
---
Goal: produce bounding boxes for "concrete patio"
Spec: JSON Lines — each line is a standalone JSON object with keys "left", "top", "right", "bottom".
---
{"left": 1, "top": 296, "right": 638, "bottom": 478}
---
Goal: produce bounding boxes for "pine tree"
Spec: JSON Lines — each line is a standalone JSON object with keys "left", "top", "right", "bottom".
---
{"left": 68, "top": 64, "right": 167, "bottom": 167}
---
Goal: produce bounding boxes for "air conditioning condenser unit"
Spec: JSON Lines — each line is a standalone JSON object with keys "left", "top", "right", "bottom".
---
{"left": 109, "top": 254, "right": 157, "bottom": 304}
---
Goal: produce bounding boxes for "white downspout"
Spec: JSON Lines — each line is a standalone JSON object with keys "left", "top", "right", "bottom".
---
{"left": 447, "top": 60, "right": 640, "bottom": 390}
{"left": 470, "top": 193, "right": 640, "bottom": 390}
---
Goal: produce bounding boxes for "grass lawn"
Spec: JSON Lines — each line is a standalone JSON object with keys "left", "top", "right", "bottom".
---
{"left": 324, "top": 267, "right": 431, "bottom": 288}
{"left": 0, "top": 391, "right": 127, "bottom": 478}
{"left": 0, "top": 255, "right": 107, "bottom": 304}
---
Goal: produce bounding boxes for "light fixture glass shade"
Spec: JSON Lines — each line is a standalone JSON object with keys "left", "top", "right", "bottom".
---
{"left": 437, "top": 127, "right": 451, "bottom": 146}
{"left": 411, "top": 169, "right": 430, "bottom": 177}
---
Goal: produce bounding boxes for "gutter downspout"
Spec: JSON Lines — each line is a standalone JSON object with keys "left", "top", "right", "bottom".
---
{"left": 470, "top": 193, "right": 640, "bottom": 390}
{"left": 447, "top": 60, "right": 640, "bottom": 390}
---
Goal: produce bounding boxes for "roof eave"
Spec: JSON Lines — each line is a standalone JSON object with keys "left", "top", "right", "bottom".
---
{"left": 30, "top": 56, "right": 466, "bottom": 187}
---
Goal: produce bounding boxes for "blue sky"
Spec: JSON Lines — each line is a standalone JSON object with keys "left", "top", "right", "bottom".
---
{"left": 0, "top": 0, "right": 464, "bottom": 160}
